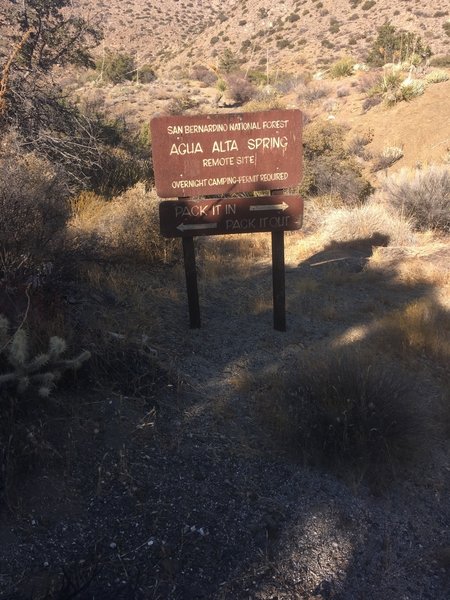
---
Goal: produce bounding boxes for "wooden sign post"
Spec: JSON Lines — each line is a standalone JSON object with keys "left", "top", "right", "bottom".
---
{"left": 150, "top": 109, "right": 304, "bottom": 330}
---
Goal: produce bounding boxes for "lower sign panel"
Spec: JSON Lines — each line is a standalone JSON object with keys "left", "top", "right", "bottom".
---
{"left": 159, "top": 195, "right": 303, "bottom": 238}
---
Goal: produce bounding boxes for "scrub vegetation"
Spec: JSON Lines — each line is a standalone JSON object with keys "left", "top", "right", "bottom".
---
{"left": 1, "top": 0, "right": 449, "bottom": 597}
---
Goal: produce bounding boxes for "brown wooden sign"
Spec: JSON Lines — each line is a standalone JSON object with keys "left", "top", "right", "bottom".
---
{"left": 151, "top": 109, "right": 303, "bottom": 197}
{"left": 159, "top": 196, "right": 303, "bottom": 238}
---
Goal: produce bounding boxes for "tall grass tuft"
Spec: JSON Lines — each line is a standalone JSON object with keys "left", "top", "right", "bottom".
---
{"left": 257, "top": 349, "right": 438, "bottom": 482}
{"left": 379, "top": 166, "right": 450, "bottom": 233}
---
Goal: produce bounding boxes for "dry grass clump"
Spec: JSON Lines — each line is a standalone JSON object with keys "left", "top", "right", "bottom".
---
{"left": 379, "top": 165, "right": 450, "bottom": 233}
{"left": 297, "top": 81, "right": 331, "bottom": 104}
{"left": 329, "top": 56, "right": 355, "bottom": 78}
{"left": 321, "top": 203, "right": 415, "bottom": 246}
{"left": 257, "top": 349, "right": 436, "bottom": 481}
{"left": 0, "top": 135, "right": 70, "bottom": 283}
{"left": 372, "top": 145, "right": 404, "bottom": 171}
{"left": 69, "top": 184, "right": 179, "bottom": 265}
{"left": 425, "top": 70, "right": 449, "bottom": 84}
{"left": 242, "top": 95, "right": 286, "bottom": 112}
{"left": 374, "top": 299, "right": 450, "bottom": 366}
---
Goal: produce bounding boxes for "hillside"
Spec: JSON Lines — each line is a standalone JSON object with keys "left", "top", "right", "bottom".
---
{"left": 74, "top": 0, "right": 450, "bottom": 72}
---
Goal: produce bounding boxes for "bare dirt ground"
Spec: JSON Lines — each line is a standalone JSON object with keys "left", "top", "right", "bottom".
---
{"left": 1, "top": 232, "right": 449, "bottom": 599}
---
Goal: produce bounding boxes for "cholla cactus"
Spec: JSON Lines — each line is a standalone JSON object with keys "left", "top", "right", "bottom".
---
{"left": 0, "top": 315, "right": 90, "bottom": 397}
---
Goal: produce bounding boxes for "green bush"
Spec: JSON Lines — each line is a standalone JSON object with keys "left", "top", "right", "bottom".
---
{"left": 96, "top": 50, "right": 135, "bottom": 84}
{"left": 366, "top": 23, "right": 432, "bottom": 67}
{"left": 138, "top": 64, "right": 157, "bottom": 83}
{"left": 301, "top": 121, "right": 373, "bottom": 203}
{"left": 218, "top": 48, "right": 240, "bottom": 73}
{"left": 330, "top": 56, "right": 355, "bottom": 78}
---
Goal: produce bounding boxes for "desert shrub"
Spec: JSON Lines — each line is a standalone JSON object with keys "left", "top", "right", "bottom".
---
{"left": 321, "top": 202, "right": 414, "bottom": 245}
{"left": 138, "top": 64, "right": 157, "bottom": 83}
{"left": 275, "top": 73, "right": 308, "bottom": 94}
{"left": 429, "top": 55, "right": 450, "bottom": 67}
{"left": 361, "top": 0, "right": 376, "bottom": 9}
{"left": 396, "top": 79, "right": 426, "bottom": 102}
{"left": 297, "top": 82, "right": 331, "bottom": 104}
{"left": 321, "top": 39, "right": 334, "bottom": 49}
{"left": 336, "top": 85, "right": 350, "bottom": 97}
{"left": 191, "top": 64, "right": 217, "bottom": 85}
{"left": 362, "top": 95, "right": 382, "bottom": 111}
{"left": 69, "top": 184, "right": 179, "bottom": 265}
{"left": 366, "top": 23, "right": 432, "bottom": 67}
{"left": 247, "top": 69, "right": 268, "bottom": 86}
{"left": 368, "top": 71, "right": 426, "bottom": 106}
{"left": 372, "top": 146, "right": 404, "bottom": 171}
{"left": 0, "top": 135, "right": 70, "bottom": 284}
{"left": 258, "top": 349, "right": 435, "bottom": 481}
{"left": 166, "top": 93, "right": 199, "bottom": 115}
{"left": 348, "top": 129, "right": 373, "bottom": 158}
{"left": 242, "top": 96, "right": 286, "bottom": 112}
{"left": 91, "top": 146, "right": 152, "bottom": 196}
{"left": 425, "top": 70, "right": 449, "bottom": 83}
{"left": 301, "top": 121, "right": 373, "bottom": 203}
{"left": 218, "top": 48, "right": 241, "bottom": 74}
{"left": 276, "top": 39, "right": 291, "bottom": 50}
{"left": 379, "top": 166, "right": 450, "bottom": 232}
{"left": 357, "top": 70, "right": 381, "bottom": 92}
{"left": 226, "top": 74, "right": 256, "bottom": 104}
{"left": 329, "top": 18, "right": 340, "bottom": 34}
{"left": 444, "top": 22, "right": 450, "bottom": 36}
{"left": 330, "top": 56, "right": 355, "bottom": 78}
{"left": 97, "top": 50, "right": 135, "bottom": 84}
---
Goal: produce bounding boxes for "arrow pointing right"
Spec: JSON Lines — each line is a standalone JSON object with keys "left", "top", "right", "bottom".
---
{"left": 250, "top": 201, "right": 289, "bottom": 212}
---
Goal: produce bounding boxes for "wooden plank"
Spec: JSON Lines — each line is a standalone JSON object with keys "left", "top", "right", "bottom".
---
{"left": 151, "top": 109, "right": 303, "bottom": 197}
{"left": 271, "top": 189, "right": 286, "bottom": 331}
{"left": 159, "top": 195, "right": 303, "bottom": 238}
{"left": 182, "top": 236, "right": 201, "bottom": 329}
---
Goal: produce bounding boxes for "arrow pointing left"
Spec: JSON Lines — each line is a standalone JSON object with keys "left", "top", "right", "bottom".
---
{"left": 177, "top": 223, "right": 219, "bottom": 232}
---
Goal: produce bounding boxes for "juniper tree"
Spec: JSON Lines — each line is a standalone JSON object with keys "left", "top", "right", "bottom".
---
{"left": 0, "top": 1, "right": 103, "bottom": 186}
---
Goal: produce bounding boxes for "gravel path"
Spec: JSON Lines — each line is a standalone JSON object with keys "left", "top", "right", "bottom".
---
{"left": 1, "top": 242, "right": 449, "bottom": 599}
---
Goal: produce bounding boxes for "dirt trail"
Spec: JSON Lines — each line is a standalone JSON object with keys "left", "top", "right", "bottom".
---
{"left": 1, "top": 240, "right": 449, "bottom": 599}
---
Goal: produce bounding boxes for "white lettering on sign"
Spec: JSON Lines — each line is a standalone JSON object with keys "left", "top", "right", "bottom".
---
{"left": 170, "top": 142, "right": 203, "bottom": 155}
{"left": 259, "top": 215, "right": 291, "bottom": 228}
{"left": 226, "top": 218, "right": 257, "bottom": 230}
{"left": 229, "top": 121, "right": 262, "bottom": 132}
{"left": 167, "top": 125, "right": 183, "bottom": 135}
{"left": 212, "top": 139, "right": 238, "bottom": 153}
{"left": 170, "top": 172, "right": 289, "bottom": 190}
{"left": 260, "top": 172, "right": 288, "bottom": 181}
{"left": 262, "top": 119, "right": 289, "bottom": 129}
{"left": 203, "top": 157, "right": 235, "bottom": 167}
{"left": 247, "top": 137, "right": 288, "bottom": 151}
{"left": 175, "top": 205, "right": 208, "bottom": 218}
{"left": 236, "top": 155, "right": 255, "bottom": 165}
